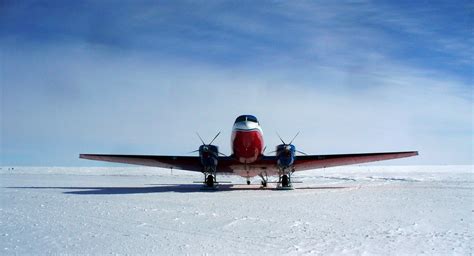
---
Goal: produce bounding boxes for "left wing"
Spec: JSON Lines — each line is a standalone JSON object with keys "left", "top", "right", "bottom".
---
{"left": 292, "top": 151, "right": 418, "bottom": 171}
{"left": 237, "top": 151, "right": 418, "bottom": 175}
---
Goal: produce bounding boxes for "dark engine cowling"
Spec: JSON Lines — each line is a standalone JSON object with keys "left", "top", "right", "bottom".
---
{"left": 199, "top": 144, "right": 219, "bottom": 168}
{"left": 276, "top": 144, "right": 295, "bottom": 168}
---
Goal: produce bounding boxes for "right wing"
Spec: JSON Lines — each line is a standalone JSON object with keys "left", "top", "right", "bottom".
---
{"left": 80, "top": 154, "right": 204, "bottom": 171}
{"left": 79, "top": 154, "right": 240, "bottom": 173}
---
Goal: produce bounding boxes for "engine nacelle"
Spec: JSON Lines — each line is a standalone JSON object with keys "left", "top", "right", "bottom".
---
{"left": 276, "top": 144, "right": 295, "bottom": 168}
{"left": 199, "top": 144, "right": 219, "bottom": 168}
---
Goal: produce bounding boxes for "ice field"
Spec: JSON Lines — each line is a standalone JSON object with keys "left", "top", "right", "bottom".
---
{"left": 1, "top": 166, "right": 472, "bottom": 255}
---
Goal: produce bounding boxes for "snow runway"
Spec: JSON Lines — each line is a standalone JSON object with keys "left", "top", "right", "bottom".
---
{"left": 1, "top": 166, "right": 472, "bottom": 255}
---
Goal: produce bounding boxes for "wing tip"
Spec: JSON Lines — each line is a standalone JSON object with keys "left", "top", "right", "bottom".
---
{"left": 79, "top": 154, "right": 95, "bottom": 160}
{"left": 395, "top": 151, "right": 418, "bottom": 158}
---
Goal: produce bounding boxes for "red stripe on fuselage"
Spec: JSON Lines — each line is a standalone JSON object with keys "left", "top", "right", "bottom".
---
{"left": 231, "top": 129, "right": 264, "bottom": 163}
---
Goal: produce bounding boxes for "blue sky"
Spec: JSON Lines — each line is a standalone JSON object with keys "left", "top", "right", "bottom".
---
{"left": 1, "top": 0, "right": 472, "bottom": 166}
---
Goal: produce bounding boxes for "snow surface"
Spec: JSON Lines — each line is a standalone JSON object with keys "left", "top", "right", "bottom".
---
{"left": 1, "top": 166, "right": 473, "bottom": 255}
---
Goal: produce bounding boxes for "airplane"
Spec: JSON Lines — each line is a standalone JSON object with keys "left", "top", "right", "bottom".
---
{"left": 80, "top": 114, "right": 418, "bottom": 189}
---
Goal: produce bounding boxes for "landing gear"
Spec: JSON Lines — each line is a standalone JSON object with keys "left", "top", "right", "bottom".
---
{"left": 206, "top": 174, "right": 215, "bottom": 187}
{"left": 277, "top": 168, "right": 294, "bottom": 190}
{"left": 281, "top": 175, "right": 289, "bottom": 187}
{"left": 202, "top": 167, "right": 218, "bottom": 189}
{"left": 246, "top": 180, "right": 251, "bottom": 185}
{"left": 259, "top": 172, "right": 268, "bottom": 188}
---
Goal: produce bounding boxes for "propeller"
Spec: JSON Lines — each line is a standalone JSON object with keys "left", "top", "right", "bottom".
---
{"left": 276, "top": 131, "right": 300, "bottom": 144}
{"left": 189, "top": 132, "right": 228, "bottom": 156}
{"left": 272, "top": 131, "right": 308, "bottom": 155}
{"left": 208, "top": 131, "right": 221, "bottom": 145}
{"left": 296, "top": 149, "right": 308, "bottom": 156}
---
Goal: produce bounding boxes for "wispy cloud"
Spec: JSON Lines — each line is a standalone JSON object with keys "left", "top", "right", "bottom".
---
{"left": 1, "top": 1, "right": 472, "bottom": 165}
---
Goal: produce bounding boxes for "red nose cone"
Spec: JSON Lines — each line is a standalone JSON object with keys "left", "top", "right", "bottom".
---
{"left": 232, "top": 130, "right": 264, "bottom": 163}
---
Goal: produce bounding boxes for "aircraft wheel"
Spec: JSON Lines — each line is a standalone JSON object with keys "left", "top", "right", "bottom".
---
{"left": 281, "top": 175, "right": 289, "bottom": 187}
{"left": 261, "top": 181, "right": 267, "bottom": 187}
{"left": 206, "top": 175, "right": 214, "bottom": 187}
{"left": 247, "top": 180, "right": 251, "bottom": 185}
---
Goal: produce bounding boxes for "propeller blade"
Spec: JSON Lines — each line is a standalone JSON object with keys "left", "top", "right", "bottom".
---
{"left": 276, "top": 132, "right": 286, "bottom": 144}
{"left": 196, "top": 132, "right": 206, "bottom": 145}
{"left": 209, "top": 131, "right": 221, "bottom": 145}
{"left": 218, "top": 152, "right": 228, "bottom": 157}
{"left": 188, "top": 149, "right": 200, "bottom": 154}
{"left": 289, "top": 131, "right": 300, "bottom": 144}
{"left": 296, "top": 150, "right": 308, "bottom": 156}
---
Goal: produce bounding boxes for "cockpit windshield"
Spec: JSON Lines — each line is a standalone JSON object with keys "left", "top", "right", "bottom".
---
{"left": 246, "top": 115, "right": 258, "bottom": 123}
{"left": 234, "top": 115, "right": 258, "bottom": 124}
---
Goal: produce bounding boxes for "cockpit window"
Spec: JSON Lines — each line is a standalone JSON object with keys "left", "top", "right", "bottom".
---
{"left": 234, "top": 115, "right": 259, "bottom": 123}
{"left": 246, "top": 115, "right": 258, "bottom": 123}
{"left": 235, "top": 115, "right": 247, "bottom": 123}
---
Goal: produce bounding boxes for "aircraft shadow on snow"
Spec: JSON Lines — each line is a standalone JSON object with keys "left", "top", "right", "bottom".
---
{"left": 7, "top": 184, "right": 349, "bottom": 195}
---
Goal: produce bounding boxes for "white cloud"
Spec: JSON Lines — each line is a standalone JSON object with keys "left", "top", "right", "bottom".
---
{"left": 2, "top": 43, "right": 472, "bottom": 165}
{"left": 1, "top": 1, "right": 472, "bottom": 165}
